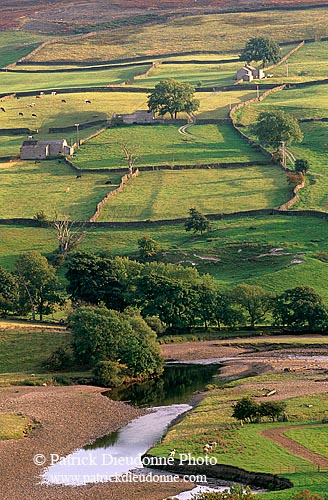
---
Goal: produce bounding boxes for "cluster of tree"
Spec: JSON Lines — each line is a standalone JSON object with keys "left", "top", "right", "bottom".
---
{"left": 232, "top": 397, "right": 287, "bottom": 423}
{"left": 1, "top": 250, "right": 327, "bottom": 333}
{"left": 65, "top": 252, "right": 328, "bottom": 332}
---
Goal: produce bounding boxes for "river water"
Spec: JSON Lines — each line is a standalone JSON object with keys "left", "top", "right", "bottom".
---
{"left": 42, "top": 362, "right": 262, "bottom": 497}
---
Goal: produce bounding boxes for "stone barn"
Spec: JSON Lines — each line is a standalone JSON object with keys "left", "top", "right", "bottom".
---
{"left": 235, "top": 65, "right": 265, "bottom": 82}
{"left": 20, "top": 139, "right": 73, "bottom": 160}
{"left": 113, "top": 110, "right": 155, "bottom": 125}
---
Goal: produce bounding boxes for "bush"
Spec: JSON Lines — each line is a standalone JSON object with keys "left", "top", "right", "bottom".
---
{"left": 42, "top": 346, "right": 73, "bottom": 371}
{"left": 92, "top": 360, "right": 126, "bottom": 387}
{"left": 144, "top": 315, "right": 166, "bottom": 335}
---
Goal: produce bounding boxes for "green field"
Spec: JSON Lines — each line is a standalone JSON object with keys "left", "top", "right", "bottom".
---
{"left": 97, "top": 166, "right": 289, "bottom": 221}
{"left": 286, "top": 427, "right": 328, "bottom": 459}
{"left": 235, "top": 83, "right": 328, "bottom": 211}
{"left": 1, "top": 215, "right": 328, "bottom": 301}
{"left": 29, "top": 9, "right": 328, "bottom": 63}
{"left": 0, "top": 32, "right": 48, "bottom": 68}
{"left": 0, "top": 65, "right": 149, "bottom": 94}
{"left": 0, "top": 414, "right": 31, "bottom": 440}
{"left": 263, "top": 41, "right": 328, "bottom": 84}
{"left": 74, "top": 123, "right": 266, "bottom": 169}
{"left": 0, "top": 160, "right": 121, "bottom": 219}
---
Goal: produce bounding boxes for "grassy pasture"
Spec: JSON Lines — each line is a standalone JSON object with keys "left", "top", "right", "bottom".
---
{"left": 0, "top": 160, "right": 121, "bottom": 220}
{"left": 97, "top": 166, "right": 289, "bottom": 221}
{"left": 0, "top": 92, "right": 148, "bottom": 155}
{"left": 29, "top": 9, "right": 328, "bottom": 63}
{"left": 149, "top": 386, "right": 328, "bottom": 473}
{"left": 285, "top": 427, "right": 328, "bottom": 459}
{"left": 0, "top": 65, "right": 150, "bottom": 94}
{"left": 74, "top": 123, "right": 265, "bottom": 169}
{"left": 132, "top": 61, "right": 239, "bottom": 88}
{"left": 235, "top": 84, "right": 328, "bottom": 211}
{"left": 0, "top": 32, "right": 48, "bottom": 68}
{"left": 0, "top": 414, "right": 31, "bottom": 440}
{"left": 1, "top": 215, "right": 328, "bottom": 298}
{"left": 264, "top": 41, "right": 328, "bottom": 84}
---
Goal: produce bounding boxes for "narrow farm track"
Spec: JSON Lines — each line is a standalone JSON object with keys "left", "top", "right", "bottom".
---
{"left": 262, "top": 424, "right": 328, "bottom": 467}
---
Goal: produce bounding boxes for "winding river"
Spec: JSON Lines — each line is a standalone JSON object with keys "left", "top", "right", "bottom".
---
{"left": 42, "top": 363, "right": 240, "bottom": 497}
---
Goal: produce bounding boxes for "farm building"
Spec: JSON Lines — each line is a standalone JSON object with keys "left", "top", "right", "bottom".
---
{"left": 235, "top": 65, "right": 265, "bottom": 82}
{"left": 113, "top": 110, "right": 155, "bottom": 125}
{"left": 20, "top": 139, "right": 73, "bottom": 160}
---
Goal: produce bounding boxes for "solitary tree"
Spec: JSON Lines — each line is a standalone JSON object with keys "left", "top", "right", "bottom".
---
{"left": 121, "top": 143, "right": 139, "bottom": 173}
{"left": 240, "top": 37, "right": 281, "bottom": 67}
{"left": 138, "top": 236, "right": 160, "bottom": 261}
{"left": 147, "top": 79, "right": 199, "bottom": 119}
{"left": 185, "top": 208, "right": 211, "bottom": 235}
{"left": 52, "top": 214, "right": 86, "bottom": 259}
{"left": 252, "top": 110, "right": 303, "bottom": 151}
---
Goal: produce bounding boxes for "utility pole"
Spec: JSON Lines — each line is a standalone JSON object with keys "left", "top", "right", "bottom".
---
{"left": 281, "top": 141, "right": 286, "bottom": 168}
{"left": 74, "top": 123, "right": 80, "bottom": 149}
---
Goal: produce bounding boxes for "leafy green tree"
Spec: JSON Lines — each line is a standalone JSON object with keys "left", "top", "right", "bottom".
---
{"left": 232, "top": 397, "right": 260, "bottom": 423}
{"left": 230, "top": 284, "right": 273, "bottom": 328}
{"left": 185, "top": 208, "right": 211, "bottom": 235}
{"left": 259, "top": 401, "right": 287, "bottom": 422}
{"left": 192, "top": 275, "right": 217, "bottom": 329}
{"left": 138, "top": 235, "right": 160, "bottom": 261}
{"left": 69, "top": 306, "right": 131, "bottom": 365}
{"left": 273, "top": 286, "right": 328, "bottom": 330}
{"left": 121, "top": 308, "right": 163, "bottom": 377}
{"left": 15, "top": 251, "right": 64, "bottom": 321}
{"left": 147, "top": 79, "right": 199, "bottom": 119}
{"left": 66, "top": 252, "right": 142, "bottom": 311}
{"left": 251, "top": 110, "right": 303, "bottom": 151}
{"left": 0, "top": 267, "right": 19, "bottom": 316}
{"left": 295, "top": 158, "right": 310, "bottom": 174}
{"left": 69, "top": 306, "right": 163, "bottom": 379}
{"left": 240, "top": 36, "right": 281, "bottom": 67}
{"left": 214, "top": 291, "right": 245, "bottom": 330}
{"left": 93, "top": 360, "right": 126, "bottom": 387}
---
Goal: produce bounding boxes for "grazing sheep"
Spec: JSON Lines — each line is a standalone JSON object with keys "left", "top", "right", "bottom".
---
{"left": 51, "top": 91, "right": 57, "bottom": 96}
{"left": 76, "top": 175, "right": 82, "bottom": 179}
{"left": 66, "top": 187, "right": 70, "bottom": 193}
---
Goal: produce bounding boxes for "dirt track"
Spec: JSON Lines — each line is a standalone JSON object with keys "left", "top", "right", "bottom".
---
{"left": 262, "top": 425, "right": 328, "bottom": 468}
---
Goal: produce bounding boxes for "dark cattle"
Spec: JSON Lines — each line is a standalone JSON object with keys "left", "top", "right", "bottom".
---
{"left": 61, "top": 99, "right": 66, "bottom": 103}
{"left": 105, "top": 180, "right": 112, "bottom": 185}
{"left": 84, "top": 100, "right": 91, "bottom": 104}
{"left": 32, "top": 114, "right": 37, "bottom": 117}
{"left": 34, "top": 160, "right": 41, "bottom": 164}
{"left": 0, "top": 107, "right": 5, "bottom": 112}
{"left": 36, "top": 95, "right": 41, "bottom": 99}
{"left": 18, "top": 112, "right": 24, "bottom": 116}
{"left": 76, "top": 175, "right": 82, "bottom": 179}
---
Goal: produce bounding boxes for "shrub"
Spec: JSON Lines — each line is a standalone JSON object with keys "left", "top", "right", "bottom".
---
{"left": 144, "top": 315, "right": 166, "bottom": 335}
{"left": 42, "top": 346, "right": 73, "bottom": 371}
{"left": 92, "top": 360, "right": 126, "bottom": 387}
